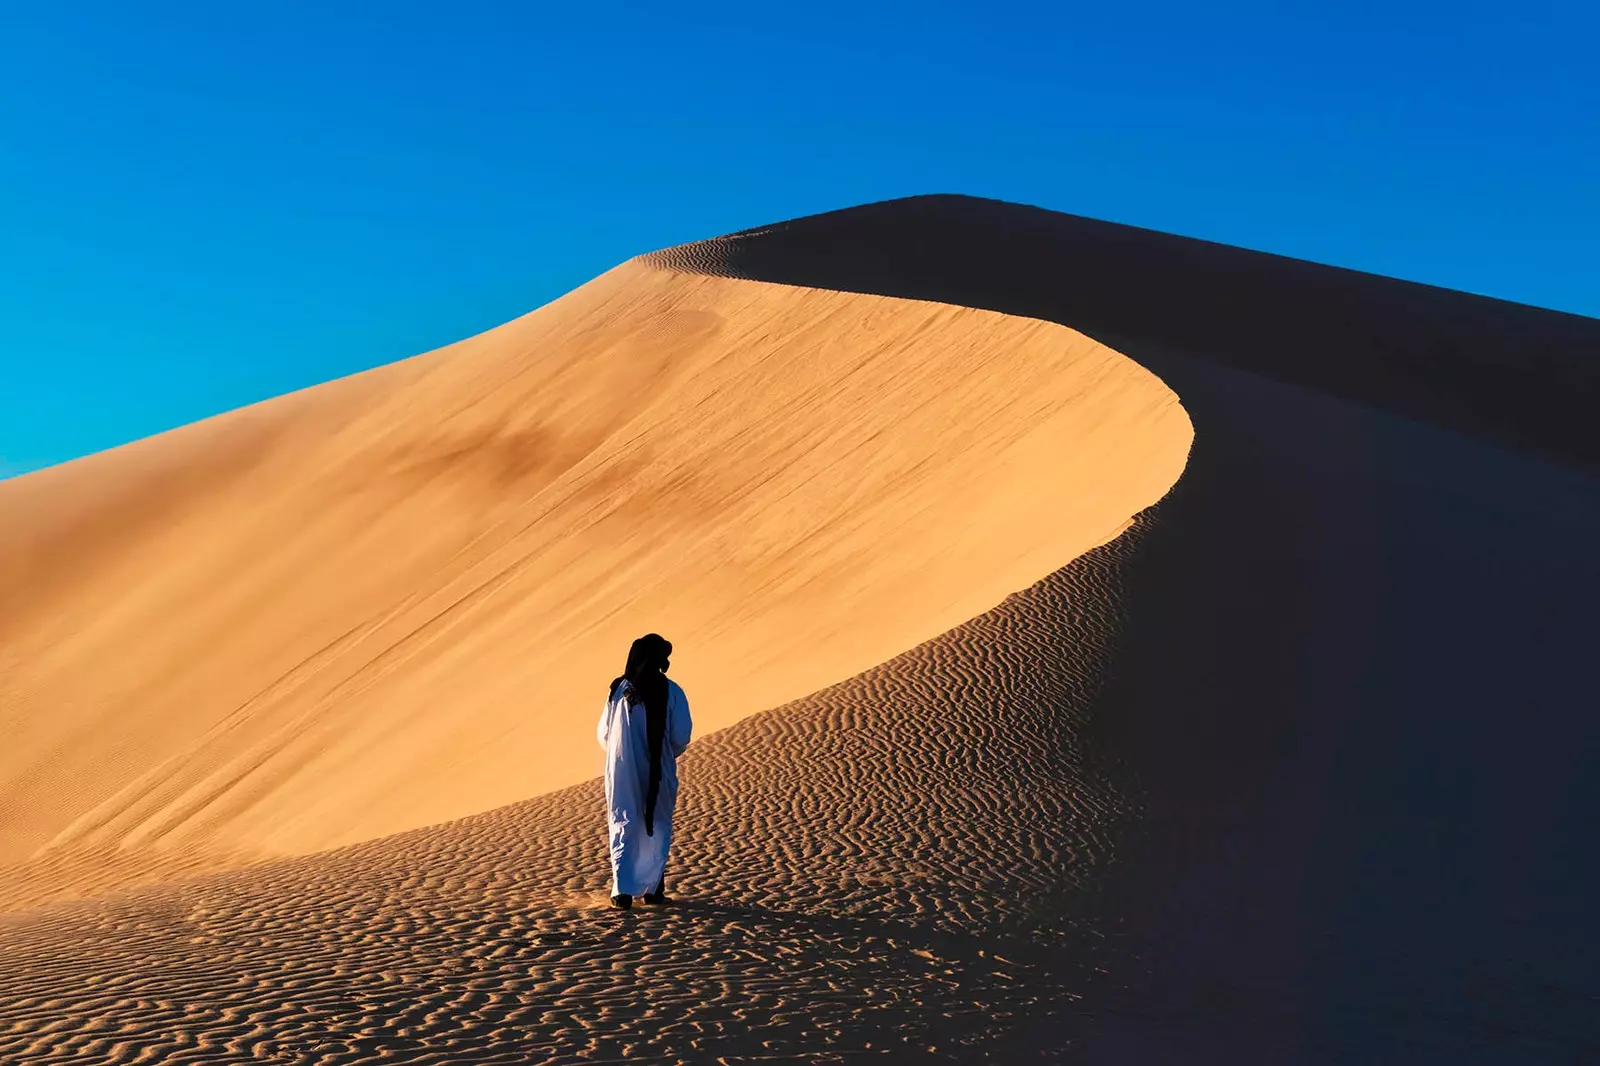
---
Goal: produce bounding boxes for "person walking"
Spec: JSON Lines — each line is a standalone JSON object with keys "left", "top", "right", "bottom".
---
{"left": 597, "top": 633, "right": 692, "bottom": 909}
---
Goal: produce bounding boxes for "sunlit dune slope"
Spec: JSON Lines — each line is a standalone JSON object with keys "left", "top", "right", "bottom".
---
{"left": 0, "top": 256, "right": 1191, "bottom": 906}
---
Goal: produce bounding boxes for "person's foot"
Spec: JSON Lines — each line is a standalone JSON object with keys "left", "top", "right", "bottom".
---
{"left": 642, "top": 879, "right": 669, "bottom": 905}
{"left": 610, "top": 894, "right": 632, "bottom": 910}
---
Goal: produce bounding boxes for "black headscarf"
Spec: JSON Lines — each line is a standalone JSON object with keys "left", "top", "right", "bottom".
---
{"left": 609, "top": 633, "right": 673, "bottom": 835}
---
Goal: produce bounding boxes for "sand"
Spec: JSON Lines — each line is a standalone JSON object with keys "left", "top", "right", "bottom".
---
{"left": 2, "top": 196, "right": 1596, "bottom": 1063}
{"left": 0, "top": 531, "right": 1142, "bottom": 1063}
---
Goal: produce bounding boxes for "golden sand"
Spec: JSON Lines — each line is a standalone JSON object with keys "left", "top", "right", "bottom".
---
{"left": 0, "top": 257, "right": 1189, "bottom": 908}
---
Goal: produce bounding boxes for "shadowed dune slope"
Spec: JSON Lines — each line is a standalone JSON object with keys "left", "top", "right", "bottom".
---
{"left": 0, "top": 257, "right": 1189, "bottom": 908}
{"left": 661, "top": 197, "right": 1600, "bottom": 1061}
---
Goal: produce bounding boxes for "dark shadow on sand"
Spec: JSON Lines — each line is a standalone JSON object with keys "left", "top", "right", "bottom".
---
{"left": 658, "top": 196, "right": 1600, "bottom": 1063}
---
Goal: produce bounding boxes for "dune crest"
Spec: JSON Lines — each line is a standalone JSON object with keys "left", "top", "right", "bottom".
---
{"left": 0, "top": 257, "right": 1190, "bottom": 909}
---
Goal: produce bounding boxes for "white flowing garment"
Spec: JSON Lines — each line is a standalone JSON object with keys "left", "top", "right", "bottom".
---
{"left": 596, "top": 678, "right": 693, "bottom": 896}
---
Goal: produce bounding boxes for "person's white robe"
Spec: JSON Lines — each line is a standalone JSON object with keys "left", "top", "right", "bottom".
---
{"left": 597, "top": 678, "right": 692, "bottom": 897}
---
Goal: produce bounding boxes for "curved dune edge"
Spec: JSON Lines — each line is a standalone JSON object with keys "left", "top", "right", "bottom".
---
{"left": 636, "top": 196, "right": 1600, "bottom": 1059}
{"left": 0, "top": 256, "right": 1191, "bottom": 911}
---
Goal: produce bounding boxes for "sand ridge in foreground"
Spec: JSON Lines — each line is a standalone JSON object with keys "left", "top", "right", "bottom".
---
{"left": 0, "top": 519, "right": 1147, "bottom": 1064}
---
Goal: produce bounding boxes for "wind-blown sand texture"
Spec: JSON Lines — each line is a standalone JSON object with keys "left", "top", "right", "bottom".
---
{"left": 0, "top": 537, "right": 1141, "bottom": 1063}
{"left": 3, "top": 196, "right": 1598, "bottom": 1062}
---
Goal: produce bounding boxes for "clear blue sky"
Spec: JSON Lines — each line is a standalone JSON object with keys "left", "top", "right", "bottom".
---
{"left": 3, "top": 2, "right": 1596, "bottom": 478}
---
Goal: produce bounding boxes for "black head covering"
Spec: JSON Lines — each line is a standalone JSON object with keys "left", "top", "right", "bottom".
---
{"left": 610, "top": 633, "right": 672, "bottom": 835}
{"left": 616, "top": 633, "right": 671, "bottom": 690}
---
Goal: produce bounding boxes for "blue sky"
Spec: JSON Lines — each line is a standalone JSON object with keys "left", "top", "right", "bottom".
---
{"left": 3, "top": 1, "right": 1596, "bottom": 478}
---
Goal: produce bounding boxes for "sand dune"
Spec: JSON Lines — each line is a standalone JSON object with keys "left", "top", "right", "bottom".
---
{"left": 0, "top": 253, "right": 1189, "bottom": 909}
{"left": 2, "top": 196, "right": 1596, "bottom": 1062}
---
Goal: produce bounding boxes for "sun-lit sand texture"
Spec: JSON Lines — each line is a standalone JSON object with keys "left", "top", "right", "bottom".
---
{"left": 0, "top": 533, "right": 1144, "bottom": 1063}
{"left": 0, "top": 255, "right": 1189, "bottom": 912}
{"left": 2, "top": 195, "right": 1597, "bottom": 1062}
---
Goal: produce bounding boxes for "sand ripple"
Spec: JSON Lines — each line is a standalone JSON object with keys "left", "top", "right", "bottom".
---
{"left": 0, "top": 524, "right": 1148, "bottom": 1063}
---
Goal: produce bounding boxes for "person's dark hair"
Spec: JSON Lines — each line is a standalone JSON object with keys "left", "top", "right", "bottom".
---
{"left": 610, "top": 633, "right": 673, "bottom": 835}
